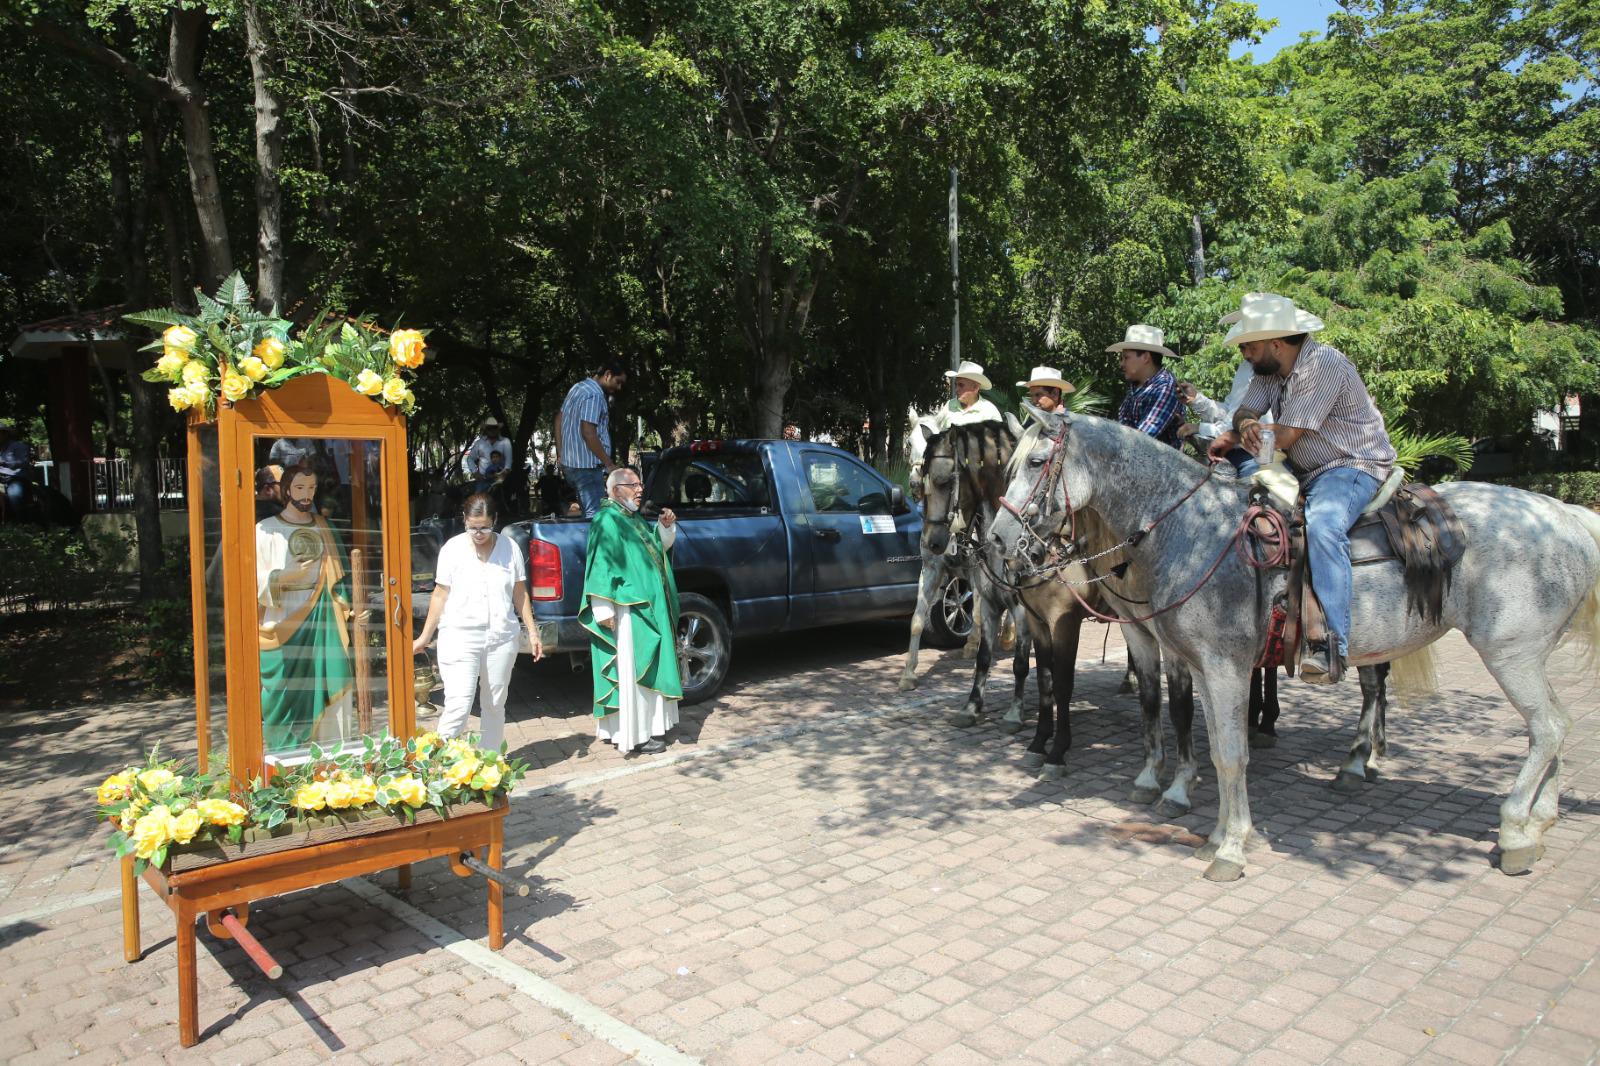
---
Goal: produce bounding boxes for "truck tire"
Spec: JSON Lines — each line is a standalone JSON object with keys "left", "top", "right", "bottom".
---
{"left": 924, "top": 572, "right": 975, "bottom": 649}
{"left": 677, "top": 592, "right": 732, "bottom": 705}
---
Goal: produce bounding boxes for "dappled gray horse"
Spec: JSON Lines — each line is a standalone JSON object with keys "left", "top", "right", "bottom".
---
{"left": 991, "top": 410, "right": 1600, "bottom": 882}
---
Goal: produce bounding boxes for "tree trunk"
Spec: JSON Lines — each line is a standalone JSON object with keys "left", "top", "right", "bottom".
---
{"left": 243, "top": 0, "right": 286, "bottom": 311}
{"left": 1187, "top": 213, "right": 1206, "bottom": 285}
{"left": 142, "top": 106, "right": 189, "bottom": 305}
{"left": 168, "top": 9, "right": 233, "bottom": 287}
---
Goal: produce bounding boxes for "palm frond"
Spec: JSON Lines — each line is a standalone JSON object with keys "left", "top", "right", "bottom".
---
{"left": 1389, "top": 422, "right": 1474, "bottom": 476}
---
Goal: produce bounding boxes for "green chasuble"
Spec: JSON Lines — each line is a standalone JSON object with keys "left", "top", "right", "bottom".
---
{"left": 257, "top": 514, "right": 354, "bottom": 752}
{"left": 578, "top": 500, "right": 682, "bottom": 716}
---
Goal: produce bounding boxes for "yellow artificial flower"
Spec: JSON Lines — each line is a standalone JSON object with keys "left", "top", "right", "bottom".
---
{"left": 182, "top": 382, "right": 212, "bottom": 409}
{"left": 220, "top": 371, "right": 251, "bottom": 402}
{"left": 381, "top": 377, "right": 410, "bottom": 406}
{"left": 354, "top": 368, "right": 384, "bottom": 396}
{"left": 445, "top": 758, "right": 480, "bottom": 787}
{"left": 413, "top": 732, "right": 440, "bottom": 756}
{"left": 167, "top": 387, "right": 192, "bottom": 412}
{"left": 170, "top": 807, "right": 204, "bottom": 845}
{"left": 132, "top": 805, "right": 175, "bottom": 860}
{"left": 292, "top": 781, "right": 329, "bottom": 811}
{"left": 156, "top": 352, "right": 188, "bottom": 378}
{"left": 196, "top": 798, "right": 247, "bottom": 826}
{"left": 181, "top": 360, "right": 209, "bottom": 385}
{"left": 347, "top": 777, "right": 377, "bottom": 807}
{"left": 96, "top": 770, "right": 136, "bottom": 806}
{"left": 390, "top": 775, "right": 426, "bottom": 807}
{"left": 238, "top": 355, "right": 268, "bottom": 382}
{"left": 163, "top": 325, "right": 197, "bottom": 353}
{"left": 254, "top": 335, "right": 287, "bottom": 369}
{"left": 389, "top": 329, "right": 426, "bottom": 369}
{"left": 119, "top": 807, "right": 138, "bottom": 832}
{"left": 137, "top": 767, "right": 176, "bottom": 792}
{"left": 477, "top": 762, "right": 502, "bottom": 790}
{"left": 325, "top": 780, "right": 356, "bottom": 809}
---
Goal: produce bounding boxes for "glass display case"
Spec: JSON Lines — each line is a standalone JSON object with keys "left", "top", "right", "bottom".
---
{"left": 186, "top": 374, "right": 415, "bottom": 783}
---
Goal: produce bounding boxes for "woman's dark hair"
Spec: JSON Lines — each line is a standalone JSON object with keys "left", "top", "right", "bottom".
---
{"left": 462, "top": 492, "right": 498, "bottom": 522}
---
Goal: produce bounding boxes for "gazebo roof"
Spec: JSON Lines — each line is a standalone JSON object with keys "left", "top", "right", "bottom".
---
{"left": 8, "top": 305, "right": 137, "bottom": 368}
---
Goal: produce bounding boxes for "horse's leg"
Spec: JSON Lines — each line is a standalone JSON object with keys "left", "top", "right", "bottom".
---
{"left": 1481, "top": 650, "right": 1569, "bottom": 875}
{"left": 1036, "top": 609, "right": 1084, "bottom": 781}
{"left": 1000, "top": 601, "right": 1031, "bottom": 733}
{"left": 1118, "top": 651, "right": 1138, "bottom": 695}
{"left": 1334, "top": 664, "right": 1388, "bottom": 792}
{"left": 1192, "top": 668, "right": 1253, "bottom": 882}
{"left": 953, "top": 588, "right": 996, "bottom": 727}
{"left": 899, "top": 556, "right": 943, "bottom": 691}
{"left": 1373, "top": 662, "right": 1390, "bottom": 757}
{"left": 1123, "top": 625, "right": 1167, "bottom": 804}
{"left": 1160, "top": 662, "right": 1199, "bottom": 819}
{"left": 1021, "top": 613, "right": 1054, "bottom": 769}
{"left": 1248, "top": 669, "right": 1279, "bottom": 749}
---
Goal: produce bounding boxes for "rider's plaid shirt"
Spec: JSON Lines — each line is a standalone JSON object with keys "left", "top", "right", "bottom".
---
{"left": 1238, "top": 339, "right": 1396, "bottom": 485}
{"left": 1117, "top": 367, "right": 1183, "bottom": 448}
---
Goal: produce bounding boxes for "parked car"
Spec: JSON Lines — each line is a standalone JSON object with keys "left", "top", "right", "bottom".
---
{"left": 495, "top": 439, "right": 969, "bottom": 703}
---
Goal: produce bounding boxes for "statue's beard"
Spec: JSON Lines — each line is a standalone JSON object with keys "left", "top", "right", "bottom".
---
{"left": 288, "top": 497, "right": 315, "bottom": 513}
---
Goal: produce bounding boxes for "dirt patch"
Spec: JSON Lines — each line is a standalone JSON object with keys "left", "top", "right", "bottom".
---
{"left": 0, "top": 608, "right": 186, "bottom": 712}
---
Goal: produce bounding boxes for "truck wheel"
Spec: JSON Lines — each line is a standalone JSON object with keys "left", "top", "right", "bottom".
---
{"left": 924, "top": 573, "right": 975, "bottom": 649}
{"left": 677, "top": 592, "right": 732, "bottom": 705}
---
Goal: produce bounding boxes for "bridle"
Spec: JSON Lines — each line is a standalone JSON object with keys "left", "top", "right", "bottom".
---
{"left": 994, "top": 420, "right": 1289, "bottom": 625}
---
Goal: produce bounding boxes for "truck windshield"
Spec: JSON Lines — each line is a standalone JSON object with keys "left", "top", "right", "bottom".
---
{"left": 649, "top": 453, "right": 772, "bottom": 508}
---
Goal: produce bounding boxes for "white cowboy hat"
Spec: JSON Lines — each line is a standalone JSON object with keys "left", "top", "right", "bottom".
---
{"left": 944, "top": 360, "right": 993, "bottom": 391}
{"left": 1105, "top": 324, "right": 1177, "bottom": 361}
{"left": 1217, "top": 291, "right": 1325, "bottom": 332}
{"left": 1224, "top": 293, "right": 1325, "bottom": 346}
{"left": 481, "top": 416, "right": 501, "bottom": 429}
{"left": 1015, "top": 366, "right": 1076, "bottom": 393}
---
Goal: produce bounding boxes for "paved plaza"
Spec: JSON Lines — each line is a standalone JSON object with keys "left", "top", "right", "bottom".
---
{"left": 2, "top": 620, "right": 1598, "bottom": 1064}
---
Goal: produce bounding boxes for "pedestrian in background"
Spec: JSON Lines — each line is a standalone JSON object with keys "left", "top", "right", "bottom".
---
{"left": 554, "top": 361, "right": 627, "bottom": 517}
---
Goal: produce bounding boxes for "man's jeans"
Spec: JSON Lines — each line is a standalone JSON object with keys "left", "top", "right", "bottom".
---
{"left": 1225, "top": 447, "right": 1259, "bottom": 479}
{"left": 563, "top": 465, "right": 607, "bottom": 518}
{"left": 2, "top": 478, "right": 24, "bottom": 513}
{"left": 1304, "top": 467, "right": 1381, "bottom": 658}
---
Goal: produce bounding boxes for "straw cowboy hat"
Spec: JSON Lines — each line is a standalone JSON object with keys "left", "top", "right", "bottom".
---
{"left": 1105, "top": 324, "right": 1177, "bottom": 361}
{"left": 944, "top": 360, "right": 993, "bottom": 390}
{"left": 1015, "top": 366, "right": 1076, "bottom": 393}
{"left": 481, "top": 416, "right": 501, "bottom": 429}
{"left": 1217, "top": 291, "right": 1325, "bottom": 332}
{"left": 1224, "top": 293, "right": 1325, "bottom": 346}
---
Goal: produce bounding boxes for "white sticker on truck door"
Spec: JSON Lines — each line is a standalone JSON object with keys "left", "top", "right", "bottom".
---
{"left": 860, "top": 515, "right": 896, "bottom": 534}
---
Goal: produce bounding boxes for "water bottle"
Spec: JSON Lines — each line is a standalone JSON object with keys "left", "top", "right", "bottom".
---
{"left": 1257, "top": 427, "right": 1276, "bottom": 465}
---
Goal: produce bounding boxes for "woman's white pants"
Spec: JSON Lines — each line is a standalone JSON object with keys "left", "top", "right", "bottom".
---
{"left": 435, "top": 629, "right": 519, "bottom": 752}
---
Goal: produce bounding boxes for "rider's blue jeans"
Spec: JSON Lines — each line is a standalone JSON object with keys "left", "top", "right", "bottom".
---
{"left": 563, "top": 465, "right": 607, "bottom": 518}
{"left": 1225, "top": 447, "right": 1259, "bottom": 479}
{"left": 1304, "top": 466, "right": 1381, "bottom": 658}
{"left": 2, "top": 479, "right": 23, "bottom": 512}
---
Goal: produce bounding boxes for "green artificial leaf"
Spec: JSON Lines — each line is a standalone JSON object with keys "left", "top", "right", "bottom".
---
{"left": 123, "top": 309, "right": 198, "bottom": 330}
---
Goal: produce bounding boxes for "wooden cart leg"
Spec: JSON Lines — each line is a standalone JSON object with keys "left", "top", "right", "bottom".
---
{"left": 397, "top": 863, "right": 412, "bottom": 893}
{"left": 120, "top": 854, "right": 141, "bottom": 963}
{"left": 487, "top": 827, "right": 504, "bottom": 951}
{"left": 176, "top": 901, "right": 199, "bottom": 1048}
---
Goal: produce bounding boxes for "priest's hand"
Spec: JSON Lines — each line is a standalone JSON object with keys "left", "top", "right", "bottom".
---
{"left": 659, "top": 507, "right": 677, "bottom": 528}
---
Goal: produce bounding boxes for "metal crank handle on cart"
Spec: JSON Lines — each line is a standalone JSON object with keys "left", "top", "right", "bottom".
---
{"left": 458, "top": 853, "right": 530, "bottom": 896}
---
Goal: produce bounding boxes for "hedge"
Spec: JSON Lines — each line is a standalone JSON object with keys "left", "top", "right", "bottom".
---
{"left": 1485, "top": 472, "right": 1600, "bottom": 509}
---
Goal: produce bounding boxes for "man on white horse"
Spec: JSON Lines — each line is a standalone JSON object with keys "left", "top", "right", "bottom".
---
{"left": 931, "top": 360, "right": 1003, "bottom": 431}
{"left": 1207, "top": 294, "right": 1397, "bottom": 685}
{"left": 1016, "top": 366, "right": 1074, "bottom": 417}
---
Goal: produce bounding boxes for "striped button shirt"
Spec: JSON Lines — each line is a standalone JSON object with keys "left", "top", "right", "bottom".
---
{"left": 1117, "top": 367, "right": 1183, "bottom": 448}
{"left": 1237, "top": 340, "right": 1395, "bottom": 485}
{"left": 558, "top": 377, "right": 611, "bottom": 469}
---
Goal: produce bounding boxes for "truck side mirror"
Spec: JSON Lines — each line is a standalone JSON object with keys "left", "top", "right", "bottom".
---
{"left": 890, "top": 485, "right": 906, "bottom": 513}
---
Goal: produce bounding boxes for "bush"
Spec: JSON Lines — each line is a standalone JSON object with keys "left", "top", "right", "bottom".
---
{"left": 1487, "top": 472, "right": 1600, "bottom": 509}
{"left": 0, "top": 525, "right": 134, "bottom": 613}
{"left": 135, "top": 597, "right": 196, "bottom": 690}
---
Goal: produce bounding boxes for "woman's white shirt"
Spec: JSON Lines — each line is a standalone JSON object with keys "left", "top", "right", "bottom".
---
{"left": 435, "top": 532, "right": 525, "bottom": 643}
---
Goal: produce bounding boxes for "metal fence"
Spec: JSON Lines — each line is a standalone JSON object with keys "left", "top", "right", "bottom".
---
{"left": 33, "top": 457, "right": 188, "bottom": 512}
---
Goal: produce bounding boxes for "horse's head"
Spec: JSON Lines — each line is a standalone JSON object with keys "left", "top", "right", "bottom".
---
{"left": 990, "top": 405, "right": 1080, "bottom": 567}
{"left": 916, "top": 426, "right": 959, "bottom": 555}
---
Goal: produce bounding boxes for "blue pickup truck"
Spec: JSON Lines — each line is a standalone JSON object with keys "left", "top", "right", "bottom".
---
{"left": 498, "top": 439, "right": 969, "bottom": 703}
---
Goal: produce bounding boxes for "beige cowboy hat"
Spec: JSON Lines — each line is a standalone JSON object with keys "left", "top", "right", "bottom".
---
{"left": 944, "top": 360, "right": 993, "bottom": 391}
{"left": 1105, "top": 324, "right": 1177, "bottom": 361}
{"left": 481, "top": 416, "right": 501, "bottom": 429}
{"left": 1218, "top": 291, "right": 1325, "bottom": 332}
{"left": 1015, "top": 366, "right": 1076, "bottom": 393}
{"left": 1224, "top": 293, "right": 1325, "bottom": 346}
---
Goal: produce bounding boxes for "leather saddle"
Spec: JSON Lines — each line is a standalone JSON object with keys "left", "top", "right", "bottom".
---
{"left": 1251, "top": 471, "right": 1467, "bottom": 678}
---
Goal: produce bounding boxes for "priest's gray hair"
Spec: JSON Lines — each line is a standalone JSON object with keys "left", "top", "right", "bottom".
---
{"left": 606, "top": 467, "right": 642, "bottom": 492}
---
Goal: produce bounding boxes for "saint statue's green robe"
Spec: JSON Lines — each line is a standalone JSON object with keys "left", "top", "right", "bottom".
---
{"left": 578, "top": 500, "right": 682, "bottom": 715}
{"left": 256, "top": 513, "right": 354, "bottom": 751}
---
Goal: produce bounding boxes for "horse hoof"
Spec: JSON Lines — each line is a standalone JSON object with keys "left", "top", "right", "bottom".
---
{"left": 1020, "top": 751, "right": 1046, "bottom": 770}
{"left": 897, "top": 678, "right": 917, "bottom": 692}
{"left": 1127, "top": 785, "right": 1161, "bottom": 805}
{"left": 1331, "top": 771, "right": 1365, "bottom": 794}
{"left": 1117, "top": 679, "right": 1137, "bottom": 695}
{"left": 1036, "top": 764, "right": 1066, "bottom": 782}
{"left": 1364, "top": 766, "right": 1380, "bottom": 782}
{"left": 999, "top": 719, "right": 1024, "bottom": 735}
{"left": 1248, "top": 731, "right": 1277, "bottom": 750}
{"left": 1203, "top": 858, "right": 1246, "bottom": 883}
{"left": 1195, "top": 841, "right": 1219, "bottom": 861}
{"left": 1497, "top": 844, "right": 1546, "bottom": 876}
{"left": 1157, "top": 799, "right": 1191, "bottom": 820}
{"left": 951, "top": 714, "right": 978, "bottom": 728}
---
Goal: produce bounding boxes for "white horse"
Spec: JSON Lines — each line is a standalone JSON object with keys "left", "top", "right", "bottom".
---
{"left": 990, "top": 409, "right": 1600, "bottom": 882}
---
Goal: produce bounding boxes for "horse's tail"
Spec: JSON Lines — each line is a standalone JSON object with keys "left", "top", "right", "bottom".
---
{"left": 1560, "top": 504, "right": 1600, "bottom": 676}
{"left": 1388, "top": 642, "right": 1441, "bottom": 705}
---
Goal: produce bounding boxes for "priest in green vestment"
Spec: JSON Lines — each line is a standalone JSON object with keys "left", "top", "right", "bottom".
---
{"left": 256, "top": 464, "right": 355, "bottom": 753}
{"left": 578, "top": 468, "right": 681, "bottom": 754}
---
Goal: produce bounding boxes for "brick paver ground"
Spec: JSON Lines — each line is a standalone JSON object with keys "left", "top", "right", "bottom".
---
{"left": 2, "top": 619, "right": 1597, "bottom": 1063}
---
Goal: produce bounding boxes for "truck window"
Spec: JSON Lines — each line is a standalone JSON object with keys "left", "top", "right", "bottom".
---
{"left": 801, "top": 454, "right": 892, "bottom": 514}
{"left": 649, "top": 454, "right": 772, "bottom": 508}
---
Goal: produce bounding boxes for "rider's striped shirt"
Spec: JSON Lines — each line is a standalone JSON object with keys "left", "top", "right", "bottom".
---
{"left": 1237, "top": 339, "right": 1395, "bottom": 485}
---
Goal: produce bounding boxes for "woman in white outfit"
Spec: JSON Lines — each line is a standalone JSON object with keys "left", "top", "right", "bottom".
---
{"left": 412, "top": 493, "right": 543, "bottom": 751}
